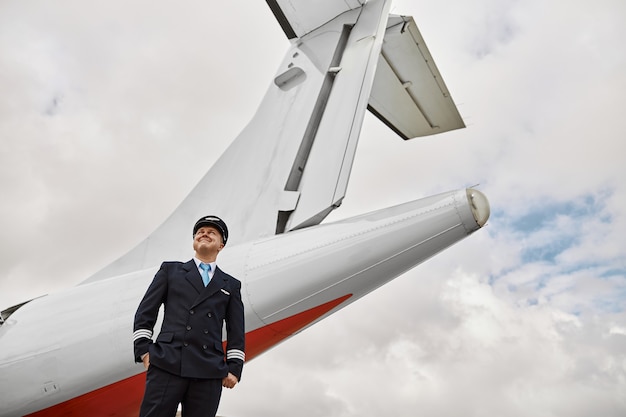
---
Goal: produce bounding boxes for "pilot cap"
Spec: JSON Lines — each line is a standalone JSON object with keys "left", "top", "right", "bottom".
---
{"left": 193, "top": 215, "right": 228, "bottom": 245}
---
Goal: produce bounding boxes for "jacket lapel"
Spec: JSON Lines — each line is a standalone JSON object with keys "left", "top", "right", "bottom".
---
{"left": 190, "top": 265, "right": 228, "bottom": 308}
{"left": 183, "top": 260, "right": 205, "bottom": 295}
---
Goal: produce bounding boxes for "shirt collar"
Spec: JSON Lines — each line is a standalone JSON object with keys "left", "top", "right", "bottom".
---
{"left": 193, "top": 257, "right": 216, "bottom": 273}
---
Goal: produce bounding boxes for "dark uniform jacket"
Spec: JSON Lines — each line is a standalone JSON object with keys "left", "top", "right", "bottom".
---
{"left": 133, "top": 260, "right": 245, "bottom": 380}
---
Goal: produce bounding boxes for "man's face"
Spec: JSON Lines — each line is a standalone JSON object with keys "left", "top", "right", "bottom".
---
{"left": 193, "top": 226, "right": 225, "bottom": 255}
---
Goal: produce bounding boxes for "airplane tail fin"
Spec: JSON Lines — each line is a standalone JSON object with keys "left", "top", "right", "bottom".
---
{"left": 84, "top": 0, "right": 464, "bottom": 283}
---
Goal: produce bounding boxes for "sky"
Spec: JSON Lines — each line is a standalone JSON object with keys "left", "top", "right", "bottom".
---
{"left": 1, "top": 0, "right": 625, "bottom": 416}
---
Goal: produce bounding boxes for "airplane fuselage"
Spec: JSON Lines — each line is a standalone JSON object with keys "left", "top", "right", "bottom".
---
{"left": 0, "top": 189, "right": 488, "bottom": 416}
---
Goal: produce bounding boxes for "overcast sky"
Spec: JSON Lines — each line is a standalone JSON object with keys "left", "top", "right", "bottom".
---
{"left": 1, "top": 0, "right": 625, "bottom": 416}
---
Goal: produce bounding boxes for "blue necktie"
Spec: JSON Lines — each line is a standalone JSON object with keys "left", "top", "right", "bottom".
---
{"left": 199, "top": 263, "right": 211, "bottom": 287}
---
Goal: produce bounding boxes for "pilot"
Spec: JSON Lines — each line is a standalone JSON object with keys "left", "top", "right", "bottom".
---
{"left": 133, "top": 215, "right": 245, "bottom": 417}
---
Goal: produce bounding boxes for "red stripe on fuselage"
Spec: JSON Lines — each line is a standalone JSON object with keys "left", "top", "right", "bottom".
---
{"left": 245, "top": 294, "right": 351, "bottom": 360}
{"left": 25, "top": 294, "right": 352, "bottom": 417}
{"left": 25, "top": 373, "right": 146, "bottom": 417}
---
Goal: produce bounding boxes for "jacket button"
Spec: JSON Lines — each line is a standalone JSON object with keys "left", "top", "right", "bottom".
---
{"left": 186, "top": 325, "right": 192, "bottom": 331}
{"left": 207, "top": 313, "right": 212, "bottom": 318}
{"left": 203, "top": 345, "right": 208, "bottom": 349}
{"left": 183, "top": 342, "right": 189, "bottom": 347}
{"left": 204, "top": 329, "right": 209, "bottom": 334}
{"left": 190, "top": 310, "right": 195, "bottom": 315}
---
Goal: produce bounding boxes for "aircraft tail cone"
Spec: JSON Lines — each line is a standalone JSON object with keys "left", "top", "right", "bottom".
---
{"left": 233, "top": 187, "right": 490, "bottom": 345}
{"left": 466, "top": 188, "right": 490, "bottom": 227}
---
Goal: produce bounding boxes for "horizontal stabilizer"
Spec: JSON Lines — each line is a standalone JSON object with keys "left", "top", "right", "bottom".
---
{"left": 368, "top": 15, "right": 465, "bottom": 139}
{"left": 266, "top": 0, "right": 365, "bottom": 39}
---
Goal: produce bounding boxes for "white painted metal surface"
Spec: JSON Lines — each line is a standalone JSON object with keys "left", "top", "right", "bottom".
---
{"left": 369, "top": 16, "right": 465, "bottom": 139}
{"left": 0, "top": 188, "right": 488, "bottom": 416}
{"left": 266, "top": 0, "right": 365, "bottom": 39}
{"left": 0, "top": 1, "right": 487, "bottom": 415}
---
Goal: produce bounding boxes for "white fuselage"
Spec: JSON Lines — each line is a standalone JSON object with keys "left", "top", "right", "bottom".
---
{"left": 0, "top": 188, "right": 488, "bottom": 416}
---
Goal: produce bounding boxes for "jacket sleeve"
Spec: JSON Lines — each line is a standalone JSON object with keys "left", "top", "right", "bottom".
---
{"left": 225, "top": 278, "right": 245, "bottom": 380}
{"left": 133, "top": 262, "right": 169, "bottom": 363}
